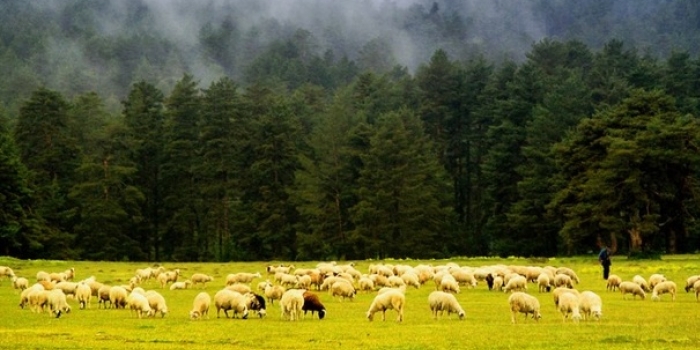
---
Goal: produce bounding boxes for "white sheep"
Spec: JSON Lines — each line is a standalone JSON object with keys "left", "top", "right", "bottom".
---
{"left": 492, "top": 276, "right": 504, "bottom": 291}
{"left": 648, "top": 274, "right": 666, "bottom": 290}
{"left": 190, "top": 292, "right": 211, "bottom": 320}
{"left": 579, "top": 291, "right": 602, "bottom": 321}
{"left": 685, "top": 275, "right": 700, "bottom": 292}
{"left": 280, "top": 289, "right": 305, "bottom": 321}
{"left": 226, "top": 272, "right": 262, "bottom": 285}
{"left": 279, "top": 273, "right": 299, "bottom": 288}
{"left": 0, "top": 266, "right": 15, "bottom": 280}
{"left": 126, "top": 292, "right": 153, "bottom": 318}
{"left": 536, "top": 273, "right": 551, "bottom": 293}
{"left": 553, "top": 274, "right": 574, "bottom": 289}
{"left": 366, "top": 289, "right": 405, "bottom": 322}
{"left": 651, "top": 281, "right": 676, "bottom": 302}
{"left": 36, "top": 271, "right": 50, "bottom": 282}
{"left": 359, "top": 276, "right": 375, "bottom": 292}
{"left": 157, "top": 269, "right": 180, "bottom": 289}
{"left": 190, "top": 273, "right": 214, "bottom": 289}
{"left": 63, "top": 267, "right": 75, "bottom": 281}
{"left": 400, "top": 272, "right": 421, "bottom": 289}
{"left": 387, "top": 276, "right": 406, "bottom": 288}
{"left": 440, "top": 278, "right": 461, "bottom": 294}
{"left": 264, "top": 282, "right": 285, "bottom": 305}
{"left": 109, "top": 286, "right": 129, "bottom": 309}
{"left": 555, "top": 267, "right": 580, "bottom": 284}
{"left": 145, "top": 290, "right": 168, "bottom": 317}
{"left": 19, "top": 284, "right": 44, "bottom": 310}
{"left": 428, "top": 291, "right": 465, "bottom": 320}
{"left": 169, "top": 280, "right": 192, "bottom": 290}
{"left": 557, "top": 291, "right": 581, "bottom": 323}
{"left": 296, "top": 274, "right": 312, "bottom": 289}
{"left": 508, "top": 292, "right": 541, "bottom": 324}
{"left": 54, "top": 281, "right": 79, "bottom": 297}
{"left": 75, "top": 282, "right": 92, "bottom": 309}
{"left": 12, "top": 276, "right": 29, "bottom": 291}
{"left": 331, "top": 281, "right": 356, "bottom": 302}
{"left": 503, "top": 275, "right": 527, "bottom": 293}
{"left": 214, "top": 289, "right": 251, "bottom": 319}
{"left": 606, "top": 275, "right": 622, "bottom": 291}
{"left": 693, "top": 280, "right": 700, "bottom": 301}
{"left": 46, "top": 289, "right": 71, "bottom": 318}
{"left": 98, "top": 285, "right": 112, "bottom": 308}
{"left": 632, "top": 275, "right": 651, "bottom": 292}
{"left": 619, "top": 281, "right": 646, "bottom": 300}
{"left": 226, "top": 283, "right": 252, "bottom": 295}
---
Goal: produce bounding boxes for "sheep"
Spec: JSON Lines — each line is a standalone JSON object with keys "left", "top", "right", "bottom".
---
{"left": 359, "top": 276, "right": 375, "bottom": 292}
{"left": 145, "top": 290, "right": 168, "bottom": 318}
{"left": 302, "top": 291, "right": 326, "bottom": 319}
{"left": 331, "top": 280, "right": 356, "bottom": 302}
{"left": 537, "top": 273, "right": 551, "bottom": 293}
{"left": 98, "top": 285, "right": 112, "bottom": 308}
{"left": 493, "top": 276, "right": 504, "bottom": 291}
{"left": 579, "top": 291, "right": 602, "bottom": 321}
{"left": 508, "top": 292, "right": 541, "bottom": 324}
{"left": 428, "top": 291, "right": 465, "bottom": 320}
{"left": 109, "top": 286, "right": 129, "bottom": 309}
{"left": 648, "top": 274, "right": 666, "bottom": 290}
{"left": 264, "top": 282, "right": 285, "bottom": 305}
{"left": 557, "top": 291, "right": 581, "bottom": 323}
{"left": 503, "top": 275, "right": 527, "bottom": 293}
{"left": 280, "top": 289, "right": 305, "bottom": 321}
{"left": 619, "top": 281, "right": 646, "bottom": 300}
{"left": 387, "top": 276, "right": 406, "bottom": 288}
{"left": 552, "top": 287, "right": 580, "bottom": 307}
{"left": 440, "top": 278, "right": 461, "bottom": 294}
{"left": 320, "top": 276, "right": 347, "bottom": 292}
{"left": 49, "top": 272, "right": 67, "bottom": 283}
{"left": 0, "top": 266, "right": 15, "bottom": 282}
{"left": 378, "top": 286, "right": 406, "bottom": 295}
{"left": 157, "top": 269, "right": 180, "bottom": 289}
{"left": 188, "top": 273, "right": 213, "bottom": 289}
{"left": 86, "top": 281, "right": 104, "bottom": 297}
{"left": 279, "top": 273, "right": 299, "bottom": 289}
{"left": 651, "top": 281, "right": 676, "bottom": 302}
{"left": 46, "top": 289, "right": 71, "bottom": 318}
{"left": 190, "top": 292, "right": 211, "bottom": 320}
{"left": 226, "top": 283, "right": 252, "bottom": 295}
{"left": 248, "top": 293, "right": 267, "bottom": 318}
{"left": 296, "top": 274, "right": 312, "bottom": 289}
{"left": 226, "top": 272, "right": 262, "bottom": 285}
{"left": 451, "top": 269, "right": 477, "bottom": 288}
{"left": 685, "top": 275, "right": 700, "bottom": 292}
{"left": 553, "top": 274, "right": 574, "bottom": 289}
{"left": 366, "top": 289, "right": 405, "bottom": 322}
{"left": 135, "top": 268, "right": 152, "bottom": 281}
{"left": 63, "top": 267, "right": 75, "bottom": 281}
{"left": 693, "top": 280, "right": 700, "bottom": 301}
{"left": 632, "top": 275, "right": 651, "bottom": 292}
{"left": 36, "top": 271, "right": 50, "bottom": 282}
{"left": 131, "top": 287, "right": 146, "bottom": 296}
{"left": 29, "top": 290, "right": 50, "bottom": 313}
{"left": 169, "top": 280, "right": 192, "bottom": 290}
{"left": 555, "top": 267, "right": 580, "bottom": 284}
{"left": 75, "top": 282, "right": 92, "bottom": 309}
{"left": 19, "top": 284, "right": 44, "bottom": 309}
{"left": 12, "top": 276, "right": 29, "bottom": 291}
{"left": 214, "top": 289, "right": 251, "bottom": 319}
{"left": 370, "top": 274, "right": 390, "bottom": 288}
{"left": 606, "top": 275, "right": 622, "bottom": 291}
{"left": 126, "top": 292, "right": 153, "bottom": 318}
{"left": 309, "top": 271, "right": 326, "bottom": 290}
{"left": 400, "top": 272, "right": 421, "bottom": 289}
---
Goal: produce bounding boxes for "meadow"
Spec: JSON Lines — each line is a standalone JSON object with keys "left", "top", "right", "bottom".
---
{"left": 1, "top": 255, "right": 700, "bottom": 350}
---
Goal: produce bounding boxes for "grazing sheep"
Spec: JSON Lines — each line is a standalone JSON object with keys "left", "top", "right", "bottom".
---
{"left": 280, "top": 289, "right": 305, "bottom": 321}
{"left": 264, "top": 282, "right": 285, "bottom": 305}
{"left": 309, "top": 271, "right": 326, "bottom": 290}
{"left": 440, "top": 278, "right": 461, "bottom": 294}
{"left": 387, "top": 276, "right": 406, "bottom": 288}
{"left": 552, "top": 287, "right": 580, "bottom": 307}
{"left": 170, "top": 280, "right": 192, "bottom": 290}
{"left": 36, "top": 271, "right": 50, "bottom": 282}
{"left": 190, "top": 292, "right": 211, "bottom": 320}
{"left": 157, "top": 269, "right": 180, "bottom": 289}
{"left": 46, "top": 289, "right": 71, "bottom": 318}
{"left": 508, "top": 292, "right": 542, "bottom": 324}
{"left": 131, "top": 287, "right": 146, "bottom": 296}
{"left": 579, "top": 291, "right": 603, "bottom": 321}
{"left": 537, "top": 273, "right": 551, "bottom": 293}
{"left": 279, "top": 273, "right": 300, "bottom": 289}
{"left": 190, "top": 273, "right": 214, "bottom": 289}
{"left": 63, "top": 268, "right": 75, "bottom": 281}
{"left": 126, "top": 292, "right": 153, "bottom": 318}
{"left": 555, "top": 267, "right": 580, "bottom": 284}
{"left": 557, "top": 292, "right": 581, "bottom": 323}
{"left": 248, "top": 293, "right": 267, "bottom": 318}
{"left": 366, "top": 289, "right": 405, "bottom": 322}
{"left": 331, "top": 281, "right": 356, "bottom": 302}
{"left": 54, "top": 281, "right": 79, "bottom": 297}
{"left": 619, "top": 281, "right": 646, "bottom": 300}
{"left": 401, "top": 272, "right": 421, "bottom": 289}
{"left": 296, "top": 274, "right": 312, "bottom": 289}
{"left": 693, "top": 280, "right": 700, "bottom": 301}
{"left": 302, "top": 291, "right": 326, "bottom": 319}
{"left": 632, "top": 275, "right": 651, "bottom": 292}
{"left": 75, "top": 282, "right": 92, "bottom": 309}
{"left": 685, "top": 275, "right": 700, "bottom": 292}
{"left": 0, "top": 266, "right": 15, "bottom": 280}
{"left": 29, "top": 290, "right": 50, "bottom": 313}
{"left": 485, "top": 274, "right": 495, "bottom": 290}
{"left": 553, "top": 274, "right": 574, "bottom": 289}
{"left": 49, "top": 272, "right": 67, "bottom": 283}
{"left": 145, "top": 290, "right": 168, "bottom": 318}
{"left": 370, "top": 274, "right": 390, "bottom": 289}
{"left": 226, "top": 272, "right": 262, "bottom": 285}
{"left": 648, "top": 274, "right": 666, "bottom": 290}
{"left": 19, "top": 284, "right": 44, "bottom": 309}
{"left": 493, "top": 276, "right": 504, "bottom": 291}
{"left": 606, "top": 275, "right": 622, "bottom": 291}
{"left": 651, "top": 281, "right": 677, "bottom": 302}
{"left": 98, "top": 285, "right": 112, "bottom": 308}
{"left": 359, "top": 276, "right": 375, "bottom": 292}
{"left": 12, "top": 276, "right": 29, "bottom": 291}
{"left": 86, "top": 281, "right": 104, "bottom": 297}
{"left": 428, "top": 291, "right": 465, "bottom": 320}
{"left": 109, "top": 286, "right": 129, "bottom": 309}
{"left": 503, "top": 275, "right": 527, "bottom": 293}
{"left": 226, "top": 283, "right": 252, "bottom": 295}
{"left": 214, "top": 289, "right": 251, "bottom": 319}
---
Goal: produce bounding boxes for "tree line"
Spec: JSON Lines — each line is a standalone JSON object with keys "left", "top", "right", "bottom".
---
{"left": 2, "top": 38, "right": 700, "bottom": 261}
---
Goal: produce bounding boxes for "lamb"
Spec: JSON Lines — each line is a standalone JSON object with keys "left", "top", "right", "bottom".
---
{"left": 226, "top": 272, "right": 262, "bottom": 285}
{"left": 557, "top": 291, "right": 581, "bottom": 323}
{"left": 190, "top": 273, "right": 214, "bottom": 289}
{"left": 190, "top": 292, "right": 211, "bottom": 320}
{"left": 553, "top": 274, "right": 574, "bottom": 289}
{"left": 126, "top": 292, "right": 153, "bottom": 318}
{"left": 109, "top": 286, "right": 129, "bottom": 309}
{"left": 619, "top": 281, "right": 646, "bottom": 300}
{"left": 46, "top": 289, "right": 71, "bottom": 318}
{"left": 508, "top": 292, "right": 542, "bottom": 324}
{"left": 302, "top": 291, "right": 326, "bottom": 319}
{"left": 12, "top": 276, "right": 29, "bottom": 291}
{"left": 331, "top": 280, "right": 356, "bottom": 302}
{"left": 169, "top": 280, "right": 192, "bottom": 290}
{"left": 632, "top": 275, "right": 651, "bottom": 292}
{"left": 537, "top": 273, "right": 551, "bottom": 293}
{"left": 651, "top": 281, "right": 676, "bottom": 302}
{"left": 157, "top": 269, "right": 180, "bottom": 289}
{"left": 685, "top": 275, "right": 700, "bottom": 292}
{"left": 579, "top": 291, "right": 602, "bottom": 321}
{"left": 606, "top": 275, "right": 622, "bottom": 291}
{"left": 428, "top": 291, "right": 465, "bottom": 320}
{"left": 75, "top": 282, "right": 92, "bottom": 309}
{"left": 264, "top": 282, "right": 285, "bottom": 305}
{"left": 214, "top": 289, "right": 251, "bottom": 319}
{"left": 366, "top": 289, "right": 405, "bottom": 322}
{"left": 503, "top": 275, "right": 527, "bottom": 293}
{"left": 648, "top": 274, "right": 666, "bottom": 290}
{"left": 280, "top": 289, "right": 305, "bottom": 321}
{"left": 145, "top": 290, "right": 168, "bottom": 317}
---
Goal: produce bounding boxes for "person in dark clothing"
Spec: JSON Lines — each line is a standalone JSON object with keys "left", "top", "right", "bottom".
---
{"left": 598, "top": 245, "right": 612, "bottom": 280}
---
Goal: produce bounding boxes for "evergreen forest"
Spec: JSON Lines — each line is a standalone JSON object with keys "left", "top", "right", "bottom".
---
{"left": 2, "top": 0, "right": 700, "bottom": 261}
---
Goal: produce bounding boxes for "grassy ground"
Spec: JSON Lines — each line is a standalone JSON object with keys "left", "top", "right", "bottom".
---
{"left": 1, "top": 256, "right": 700, "bottom": 350}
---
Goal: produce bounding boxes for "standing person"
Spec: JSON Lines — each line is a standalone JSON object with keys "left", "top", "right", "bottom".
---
{"left": 598, "top": 245, "right": 612, "bottom": 280}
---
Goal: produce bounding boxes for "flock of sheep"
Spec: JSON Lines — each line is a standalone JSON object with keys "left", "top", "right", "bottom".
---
{"left": 1, "top": 261, "right": 697, "bottom": 324}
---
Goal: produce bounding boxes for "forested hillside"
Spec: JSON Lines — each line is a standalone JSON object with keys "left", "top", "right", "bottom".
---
{"left": 2, "top": 0, "right": 700, "bottom": 261}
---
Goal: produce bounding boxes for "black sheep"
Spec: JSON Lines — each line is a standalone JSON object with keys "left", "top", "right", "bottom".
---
{"left": 302, "top": 291, "right": 326, "bottom": 319}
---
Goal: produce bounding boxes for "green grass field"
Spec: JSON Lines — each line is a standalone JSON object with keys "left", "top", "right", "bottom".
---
{"left": 1, "top": 256, "right": 700, "bottom": 350}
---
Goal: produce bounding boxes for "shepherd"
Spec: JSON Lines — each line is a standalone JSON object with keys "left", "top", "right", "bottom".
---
{"left": 598, "top": 244, "right": 612, "bottom": 280}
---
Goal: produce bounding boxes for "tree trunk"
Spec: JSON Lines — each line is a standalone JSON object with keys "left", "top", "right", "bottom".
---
{"left": 628, "top": 227, "right": 643, "bottom": 253}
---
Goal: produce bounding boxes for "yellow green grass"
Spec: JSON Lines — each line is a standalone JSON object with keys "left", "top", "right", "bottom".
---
{"left": 1, "top": 256, "right": 700, "bottom": 350}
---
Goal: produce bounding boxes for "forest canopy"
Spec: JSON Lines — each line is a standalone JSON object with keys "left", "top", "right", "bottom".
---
{"left": 2, "top": 0, "right": 700, "bottom": 261}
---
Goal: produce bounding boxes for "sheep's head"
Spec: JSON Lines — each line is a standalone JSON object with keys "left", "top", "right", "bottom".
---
{"left": 532, "top": 311, "right": 541, "bottom": 321}
{"left": 190, "top": 310, "right": 201, "bottom": 320}
{"left": 366, "top": 311, "right": 374, "bottom": 321}
{"left": 458, "top": 310, "right": 466, "bottom": 320}
{"left": 318, "top": 309, "right": 326, "bottom": 320}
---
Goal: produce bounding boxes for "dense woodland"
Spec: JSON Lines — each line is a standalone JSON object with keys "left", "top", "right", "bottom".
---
{"left": 2, "top": 0, "right": 700, "bottom": 261}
